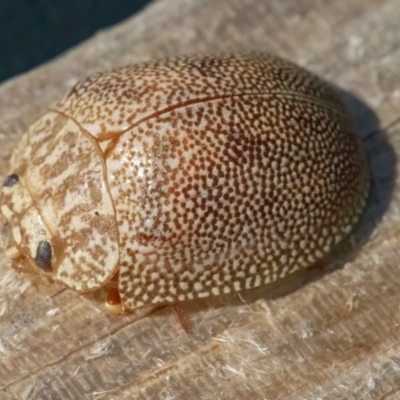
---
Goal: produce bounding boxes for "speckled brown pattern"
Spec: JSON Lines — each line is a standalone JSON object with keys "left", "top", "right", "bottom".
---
{"left": 0, "top": 53, "right": 369, "bottom": 310}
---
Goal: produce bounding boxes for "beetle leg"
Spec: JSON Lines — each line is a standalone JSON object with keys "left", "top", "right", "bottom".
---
{"left": 172, "top": 304, "right": 191, "bottom": 333}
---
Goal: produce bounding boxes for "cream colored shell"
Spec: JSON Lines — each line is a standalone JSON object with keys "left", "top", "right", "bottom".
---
{"left": 0, "top": 53, "right": 369, "bottom": 310}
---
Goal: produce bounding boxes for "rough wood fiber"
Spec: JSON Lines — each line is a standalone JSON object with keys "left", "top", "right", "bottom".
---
{"left": 0, "top": 0, "right": 398, "bottom": 399}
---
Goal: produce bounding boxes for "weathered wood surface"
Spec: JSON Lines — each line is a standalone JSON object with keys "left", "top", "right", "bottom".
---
{"left": 0, "top": 0, "right": 399, "bottom": 398}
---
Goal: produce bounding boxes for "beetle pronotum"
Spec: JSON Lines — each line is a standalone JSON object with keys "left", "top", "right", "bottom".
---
{"left": 0, "top": 53, "right": 369, "bottom": 311}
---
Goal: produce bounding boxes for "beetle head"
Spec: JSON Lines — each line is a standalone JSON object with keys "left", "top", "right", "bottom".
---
{"left": 0, "top": 172, "right": 54, "bottom": 272}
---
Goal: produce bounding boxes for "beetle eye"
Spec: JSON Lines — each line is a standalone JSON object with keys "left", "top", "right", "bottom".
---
{"left": 34, "top": 241, "right": 52, "bottom": 270}
{"left": 3, "top": 174, "right": 19, "bottom": 187}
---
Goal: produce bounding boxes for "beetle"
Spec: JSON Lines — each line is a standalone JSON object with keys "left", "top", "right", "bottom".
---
{"left": 0, "top": 53, "right": 369, "bottom": 311}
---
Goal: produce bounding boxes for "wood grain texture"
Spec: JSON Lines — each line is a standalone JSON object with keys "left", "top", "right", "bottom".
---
{"left": 0, "top": 0, "right": 399, "bottom": 398}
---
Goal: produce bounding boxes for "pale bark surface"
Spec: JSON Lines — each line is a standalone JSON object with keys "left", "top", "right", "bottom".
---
{"left": 0, "top": 0, "right": 399, "bottom": 399}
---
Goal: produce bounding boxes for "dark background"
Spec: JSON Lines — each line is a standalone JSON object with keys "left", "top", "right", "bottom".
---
{"left": 0, "top": 0, "right": 152, "bottom": 83}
